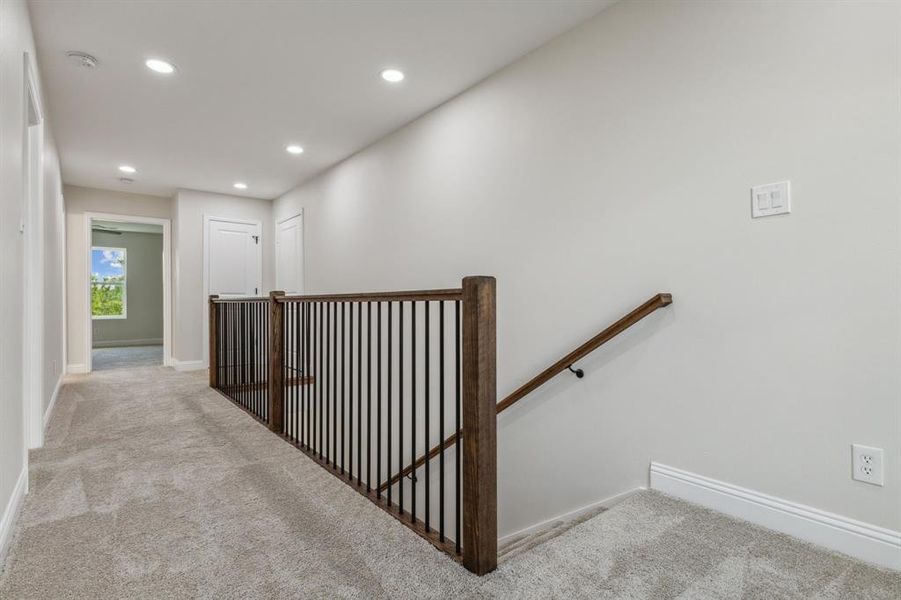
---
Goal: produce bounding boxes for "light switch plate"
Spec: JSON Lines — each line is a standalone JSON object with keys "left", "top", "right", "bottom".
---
{"left": 751, "top": 181, "right": 791, "bottom": 218}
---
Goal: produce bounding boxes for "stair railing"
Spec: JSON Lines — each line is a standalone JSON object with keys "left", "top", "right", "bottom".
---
{"left": 210, "top": 281, "right": 671, "bottom": 576}
{"left": 209, "top": 276, "right": 498, "bottom": 574}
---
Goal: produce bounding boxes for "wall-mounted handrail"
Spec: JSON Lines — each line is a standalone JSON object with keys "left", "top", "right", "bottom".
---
{"left": 382, "top": 293, "right": 672, "bottom": 490}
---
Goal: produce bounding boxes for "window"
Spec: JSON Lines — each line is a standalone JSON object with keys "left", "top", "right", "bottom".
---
{"left": 91, "top": 247, "right": 127, "bottom": 319}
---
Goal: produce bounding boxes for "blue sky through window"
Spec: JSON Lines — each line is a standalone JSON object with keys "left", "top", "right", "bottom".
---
{"left": 91, "top": 248, "right": 125, "bottom": 279}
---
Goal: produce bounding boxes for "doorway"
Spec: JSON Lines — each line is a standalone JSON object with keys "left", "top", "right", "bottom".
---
{"left": 83, "top": 213, "right": 172, "bottom": 372}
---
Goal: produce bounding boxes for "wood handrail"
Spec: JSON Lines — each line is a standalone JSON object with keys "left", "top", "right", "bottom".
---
{"left": 381, "top": 292, "right": 672, "bottom": 490}
{"left": 211, "top": 296, "right": 269, "bottom": 303}
{"left": 277, "top": 288, "right": 463, "bottom": 303}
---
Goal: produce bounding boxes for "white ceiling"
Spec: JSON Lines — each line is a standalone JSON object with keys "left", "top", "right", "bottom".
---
{"left": 29, "top": 0, "right": 612, "bottom": 200}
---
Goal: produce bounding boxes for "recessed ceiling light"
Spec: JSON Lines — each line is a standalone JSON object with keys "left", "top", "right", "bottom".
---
{"left": 286, "top": 144, "right": 304, "bottom": 155}
{"left": 380, "top": 68, "right": 405, "bottom": 83}
{"left": 118, "top": 165, "right": 136, "bottom": 174}
{"left": 233, "top": 182, "right": 248, "bottom": 190}
{"left": 145, "top": 58, "right": 176, "bottom": 74}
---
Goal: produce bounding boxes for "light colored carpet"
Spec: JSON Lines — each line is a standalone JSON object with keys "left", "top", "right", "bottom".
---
{"left": 91, "top": 345, "right": 163, "bottom": 370}
{"left": 1, "top": 366, "right": 898, "bottom": 599}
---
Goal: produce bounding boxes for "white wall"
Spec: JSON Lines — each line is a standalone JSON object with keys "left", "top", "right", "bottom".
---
{"left": 64, "top": 185, "right": 172, "bottom": 369}
{"left": 172, "top": 189, "right": 273, "bottom": 364}
{"left": 0, "top": 0, "right": 65, "bottom": 560}
{"left": 274, "top": 0, "right": 901, "bottom": 536}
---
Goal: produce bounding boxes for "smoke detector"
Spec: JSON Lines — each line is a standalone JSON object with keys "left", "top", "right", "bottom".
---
{"left": 118, "top": 177, "right": 134, "bottom": 184}
{"left": 66, "top": 51, "right": 99, "bottom": 69}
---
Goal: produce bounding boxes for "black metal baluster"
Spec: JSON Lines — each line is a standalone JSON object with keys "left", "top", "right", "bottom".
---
{"left": 241, "top": 302, "right": 247, "bottom": 408}
{"left": 298, "top": 301, "right": 302, "bottom": 445}
{"left": 252, "top": 302, "right": 256, "bottom": 414}
{"left": 253, "top": 302, "right": 256, "bottom": 414}
{"left": 283, "top": 301, "right": 289, "bottom": 428}
{"left": 263, "top": 300, "right": 269, "bottom": 421}
{"left": 399, "top": 301, "right": 404, "bottom": 515}
{"left": 411, "top": 301, "right": 416, "bottom": 523}
{"left": 425, "top": 301, "right": 430, "bottom": 532}
{"left": 333, "top": 302, "right": 338, "bottom": 467}
{"left": 246, "top": 302, "right": 251, "bottom": 411}
{"left": 292, "top": 301, "right": 298, "bottom": 435}
{"left": 289, "top": 301, "right": 295, "bottom": 428}
{"left": 340, "top": 302, "right": 345, "bottom": 476}
{"left": 325, "top": 302, "right": 338, "bottom": 466}
{"left": 318, "top": 302, "right": 323, "bottom": 458}
{"left": 304, "top": 301, "right": 309, "bottom": 448}
{"left": 224, "top": 303, "right": 228, "bottom": 391}
{"left": 376, "top": 302, "right": 382, "bottom": 499}
{"left": 234, "top": 303, "right": 240, "bottom": 405}
{"left": 455, "top": 300, "right": 461, "bottom": 554}
{"left": 348, "top": 302, "right": 354, "bottom": 481}
{"left": 387, "top": 301, "right": 393, "bottom": 507}
{"left": 324, "top": 301, "right": 328, "bottom": 457}
{"left": 357, "top": 302, "right": 362, "bottom": 486}
{"left": 439, "top": 301, "right": 445, "bottom": 542}
{"left": 367, "top": 302, "right": 372, "bottom": 492}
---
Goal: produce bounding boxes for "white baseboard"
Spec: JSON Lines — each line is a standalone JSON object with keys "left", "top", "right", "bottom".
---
{"left": 43, "top": 374, "right": 63, "bottom": 429}
{"left": 92, "top": 338, "right": 163, "bottom": 348}
{"left": 172, "top": 359, "right": 206, "bottom": 372}
{"left": 650, "top": 462, "right": 901, "bottom": 571}
{"left": 0, "top": 467, "right": 28, "bottom": 569}
{"left": 66, "top": 363, "right": 87, "bottom": 374}
{"left": 499, "top": 487, "right": 643, "bottom": 546}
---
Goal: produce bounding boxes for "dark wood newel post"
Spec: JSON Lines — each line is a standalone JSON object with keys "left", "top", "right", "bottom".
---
{"left": 208, "top": 295, "right": 219, "bottom": 388}
{"left": 461, "top": 276, "right": 497, "bottom": 575}
{"left": 268, "top": 291, "right": 286, "bottom": 432}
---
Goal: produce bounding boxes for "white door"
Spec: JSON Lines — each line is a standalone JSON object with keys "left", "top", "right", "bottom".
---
{"left": 276, "top": 213, "right": 303, "bottom": 294}
{"left": 209, "top": 219, "right": 262, "bottom": 297}
{"left": 204, "top": 218, "right": 262, "bottom": 367}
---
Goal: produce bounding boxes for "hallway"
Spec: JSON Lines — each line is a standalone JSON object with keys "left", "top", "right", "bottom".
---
{"left": 92, "top": 345, "right": 164, "bottom": 371}
{"left": 1, "top": 367, "right": 898, "bottom": 598}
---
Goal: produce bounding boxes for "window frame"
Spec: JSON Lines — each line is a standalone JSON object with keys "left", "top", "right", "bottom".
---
{"left": 91, "top": 245, "right": 128, "bottom": 320}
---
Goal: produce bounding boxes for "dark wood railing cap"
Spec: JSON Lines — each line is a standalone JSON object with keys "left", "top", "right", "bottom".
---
{"left": 278, "top": 288, "right": 463, "bottom": 303}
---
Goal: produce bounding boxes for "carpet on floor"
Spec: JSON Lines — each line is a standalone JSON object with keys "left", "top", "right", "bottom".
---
{"left": 1, "top": 365, "right": 898, "bottom": 599}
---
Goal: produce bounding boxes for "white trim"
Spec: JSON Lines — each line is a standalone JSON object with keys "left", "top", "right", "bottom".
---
{"left": 92, "top": 338, "right": 163, "bottom": 348}
{"left": 43, "top": 374, "right": 63, "bottom": 429}
{"left": 172, "top": 359, "right": 206, "bottom": 372}
{"left": 83, "top": 213, "right": 172, "bottom": 372}
{"left": 0, "top": 467, "right": 28, "bottom": 569}
{"left": 23, "top": 52, "right": 45, "bottom": 450}
{"left": 498, "top": 487, "right": 643, "bottom": 547}
{"left": 66, "top": 364, "right": 88, "bottom": 374}
{"left": 202, "top": 215, "right": 263, "bottom": 367}
{"left": 650, "top": 462, "right": 901, "bottom": 571}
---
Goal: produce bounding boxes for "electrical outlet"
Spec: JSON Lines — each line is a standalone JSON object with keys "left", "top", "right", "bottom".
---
{"left": 852, "top": 444, "right": 884, "bottom": 486}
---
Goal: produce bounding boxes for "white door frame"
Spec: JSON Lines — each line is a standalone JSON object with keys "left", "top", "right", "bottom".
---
{"left": 276, "top": 210, "right": 305, "bottom": 294}
{"left": 202, "top": 215, "right": 263, "bottom": 367}
{"left": 23, "top": 52, "right": 45, "bottom": 449}
{"left": 83, "top": 212, "right": 173, "bottom": 372}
